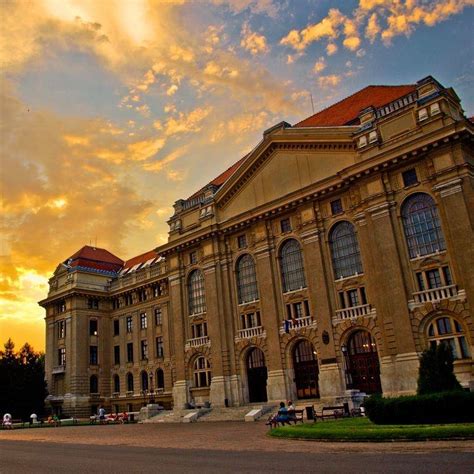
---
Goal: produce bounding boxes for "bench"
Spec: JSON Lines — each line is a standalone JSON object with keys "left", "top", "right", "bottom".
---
{"left": 288, "top": 409, "right": 304, "bottom": 424}
{"left": 321, "top": 406, "right": 345, "bottom": 420}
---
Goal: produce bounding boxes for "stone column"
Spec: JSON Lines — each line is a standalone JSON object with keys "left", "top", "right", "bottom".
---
{"left": 254, "top": 244, "right": 287, "bottom": 403}
{"left": 361, "top": 201, "right": 418, "bottom": 395}
{"left": 203, "top": 260, "right": 231, "bottom": 407}
{"left": 433, "top": 178, "right": 474, "bottom": 304}
{"left": 301, "top": 227, "right": 344, "bottom": 399}
{"left": 169, "top": 272, "right": 190, "bottom": 409}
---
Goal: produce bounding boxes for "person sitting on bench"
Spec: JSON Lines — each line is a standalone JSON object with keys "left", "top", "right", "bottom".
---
{"left": 268, "top": 402, "right": 290, "bottom": 428}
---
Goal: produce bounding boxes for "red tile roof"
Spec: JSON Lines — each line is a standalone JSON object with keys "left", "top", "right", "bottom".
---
{"left": 295, "top": 84, "right": 416, "bottom": 127}
{"left": 187, "top": 85, "right": 417, "bottom": 199}
{"left": 123, "top": 250, "right": 159, "bottom": 270}
{"left": 67, "top": 245, "right": 124, "bottom": 273}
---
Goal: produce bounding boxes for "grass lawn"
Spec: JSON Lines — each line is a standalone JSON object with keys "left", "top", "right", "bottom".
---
{"left": 269, "top": 417, "right": 474, "bottom": 442}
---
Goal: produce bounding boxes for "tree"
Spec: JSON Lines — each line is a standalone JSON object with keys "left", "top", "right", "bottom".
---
{"left": 417, "top": 343, "right": 462, "bottom": 395}
{"left": 0, "top": 340, "right": 48, "bottom": 420}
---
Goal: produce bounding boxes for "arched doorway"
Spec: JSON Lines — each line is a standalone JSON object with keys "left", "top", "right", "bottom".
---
{"left": 344, "top": 330, "right": 381, "bottom": 394}
{"left": 293, "top": 340, "right": 319, "bottom": 399}
{"left": 246, "top": 348, "right": 267, "bottom": 403}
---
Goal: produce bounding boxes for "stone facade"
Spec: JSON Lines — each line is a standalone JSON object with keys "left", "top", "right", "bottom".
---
{"left": 40, "top": 76, "right": 474, "bottom": 417}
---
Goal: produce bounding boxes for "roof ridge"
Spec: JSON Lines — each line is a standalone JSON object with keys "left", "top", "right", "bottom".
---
{"left": 294, "top": 84, "right": 415, "bottom": 127}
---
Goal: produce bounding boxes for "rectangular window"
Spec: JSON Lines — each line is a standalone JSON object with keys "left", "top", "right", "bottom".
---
{"left": 286, "top": 304, "right": 292, "bottom": 320}
{"left": 339, "top": 291, "right": 346, "bottom": 309}
{"left": 140, "top": 313, "right": 147, "bottom": 329}
{"left": 347, "top": 289, "right": 359, "bottom": 307}
{"left": 293, "top": 302, "right": 304, "bottom": 319}
{"left": 153, "top": 285, "right": 161, "bottom": 298}
{"left": 89, "top": 319, "right": 98, "bottom": 336}
{"left": 280, "top": 218, "right": 291, "bottom": 233}
{"left": 57, "top": 300, "right": 66, "bottom": 313}
{"left": 426, "top": 269, "right": 442, "bottom": 289}
{"left": 127, "top": 343, "right": 134, "bottom": 363}
{"left": 402, "top": 168, "right": 418, "bottom": 187}
{"left": 156, "top": 337, "right": 164, "bottom": 358}
{"left": 416, "top": 272, "right": 425, "bottom": 291}
{"left": 126, "top": 316, "right": 133, "bottom": 333}
{"left": 58, "top": 347, "right": 66, "bottom": 366}
{"left": 112, "top": 298, "right": 119, "bottom": 310}
{"left": 442, "top": 266, "right": 453, "bottom": 286}
{"left": 57, "top": 320, "right": 66, "bottom": 339}
{"left": 138, "top": 289, "right": 147, "bottom": 302}
{"left": 89, "top": 346, "right": 98, "bottom": 365}
{"left": 113, "top": 319, "right": 120, "bottom": 336}
{"left": 87, "top": 298, "right": 99, "bottom": 309}
{"left": 303, "top": 300, "right": 310, "bottom": 317}
{"left": 155, "top": 307, "right": 162, "bottom": 325}
{"left": 330, "top": 199, "right": 343, "bottom": 215}
{"left": 124, "top": 294, "right": 133, "bottom": 306}
{"left": 140, "top": 340, "right": 148, "bottom": 360}
{"left": 237, "top": 235, "right": 247, "bottom": 249}
{"left": 114, "top": 345, "right": 120, "bottom": 365}
{"left": 360, "top": 287, "right": 367, "bottom": 305}
{"left": 189, "top": 251, "right": 197, "bottom": 265}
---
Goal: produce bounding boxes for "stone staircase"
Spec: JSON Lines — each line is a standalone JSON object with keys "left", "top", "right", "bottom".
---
{"left": 144, "top": 404, "right": 276, "bottom": 423}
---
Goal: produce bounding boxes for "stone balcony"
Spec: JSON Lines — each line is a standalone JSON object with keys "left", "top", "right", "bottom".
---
{"left": 52, "top": 365, "right": 66, "bottom": 374}
{"left": 280, "top": 316, "right": 316, "bottom": 334}
{"left": 409, "top": 285, "right": 464, "bottom": 309}
{"left": 333, "top": 304, "right": 376, "bottom": 323}
{"left": 235, "top": 326, "right": 266, "bottom": 341}
{"left": 185, "top": 336, "right": 211, "bottom": 350}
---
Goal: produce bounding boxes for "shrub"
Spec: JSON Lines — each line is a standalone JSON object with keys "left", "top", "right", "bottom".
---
{"left": 417, "top": 344, "right": 462, "bottom": 395}
{"left": 364, "top": 391, "right": 474, "bottom": 425}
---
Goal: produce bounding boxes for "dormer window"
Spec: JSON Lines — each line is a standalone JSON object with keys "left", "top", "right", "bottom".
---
{"left": 418, "top": 108, "right": 428, "bottom": 121}
{"left": 358, "top": 135, "right": 367, "bottom": 148}
{"left": 368, "top": 131, "right": 378, "bottom": 143}
{"left": 430, "top": 102, "right": 440, "bottom": 115}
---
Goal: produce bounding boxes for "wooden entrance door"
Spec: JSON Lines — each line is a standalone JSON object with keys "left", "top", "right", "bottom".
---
{"left": 247, "top": 348, "right": 267, "bottom": 403}
{"left": 346, "top": 330, "right": 382, "bottom": 394}
{"left": 293, "top": 340, "right": 319, "bottom": 399}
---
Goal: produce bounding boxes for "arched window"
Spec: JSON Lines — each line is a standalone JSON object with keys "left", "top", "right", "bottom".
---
{"left": 193, "top": 356, "right": 211, "bottom": 388}
{"left": 279, "top": 239, "right": 306, "bottom": 293}
{"left": 156, "top": 368, "right": 165, "bottom": 390}
{"left": 126, "top": 372, "right": 134, "bottom": 392}
{"left": 89, "top": 375, "right": 98, "bottom": 394}
{"left": 427, "top": 316, "right": 470, "bottom": 360}
{"left": 329, "top": 221, "right": 363, "bottom": 279}
{"left": 236, "top": 254, "right": 259, "bottom": 304}
{"left": 401, "top": 193, "right": 446, "bottom": 258}
{"left": 113, "top": 374, "right": 120, "bottom": 393}
{"left": 141, "top": 370, "right": 149, "bottom": 391}
{"left": 188, "top": 270, "right": 206, "bottom": 315}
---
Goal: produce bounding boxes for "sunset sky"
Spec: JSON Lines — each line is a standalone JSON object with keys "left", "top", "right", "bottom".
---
{"left": 1, "top": 0, "right": 473, "bottom": 352}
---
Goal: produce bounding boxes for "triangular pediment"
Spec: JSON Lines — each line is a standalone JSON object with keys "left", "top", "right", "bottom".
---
{"left": 215, "top": 131, "right": 356, "bottom": 222}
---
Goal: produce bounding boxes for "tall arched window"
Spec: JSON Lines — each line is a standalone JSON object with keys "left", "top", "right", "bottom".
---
{"left": 89, "top": 375, "right": 98, "bottom": 394}
{"left": 329, "top": 221, "right": 363, "bottom": 279}
{"left": 193, "top": 356, "right": 211, "bottom": 388}
{"left": 141, "top": 370, "right": 149, "bottom": 391}
{"left": 236, "top": 254, "right": 259, "bottom": 304}
{"left": 188, "top": 270, "right": 206, "bottom": 315}
{"left": 280, "top": 239, "right": 306, "bottom": 293}
{"left": 126, "top": 372, "right": 134, "bottom": 392}
{"left": 113, "top": 374, "right": 120, "bottom": 393}
{"left": 427, "top": 316, "right": 470, "bottom": 360}
{"left": 156, "top": 368, "right": 165, "bottom": 390}
{"left": 401, "top": 193, "right": 446, "bottom": 258}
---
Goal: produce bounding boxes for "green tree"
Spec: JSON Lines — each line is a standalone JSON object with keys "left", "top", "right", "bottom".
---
{"left": 417, "top": 343, "right": 462, "bottom": 395}
{"left": 0, "top": 339, "right": 47, "bottom": 420}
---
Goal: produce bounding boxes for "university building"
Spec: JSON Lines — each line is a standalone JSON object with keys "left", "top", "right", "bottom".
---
{"left": 40, "top": 76, "right": 474, "bottom": 417}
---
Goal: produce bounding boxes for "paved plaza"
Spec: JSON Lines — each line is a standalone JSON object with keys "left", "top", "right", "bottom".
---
{"left": 1, "top": 421, "right": 473, "bottom": 473}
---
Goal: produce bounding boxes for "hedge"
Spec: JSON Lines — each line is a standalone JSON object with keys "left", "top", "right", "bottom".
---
{"left": 364, "top": 391, "right": 474, "bottom": 425}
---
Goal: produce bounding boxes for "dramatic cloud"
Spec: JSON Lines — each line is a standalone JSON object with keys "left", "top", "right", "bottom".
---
{"left": 240, "top": 23, "right": 269, "bottom": 55}
{"left": 279, "top": 1, "right": 473, "bottom": 54}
